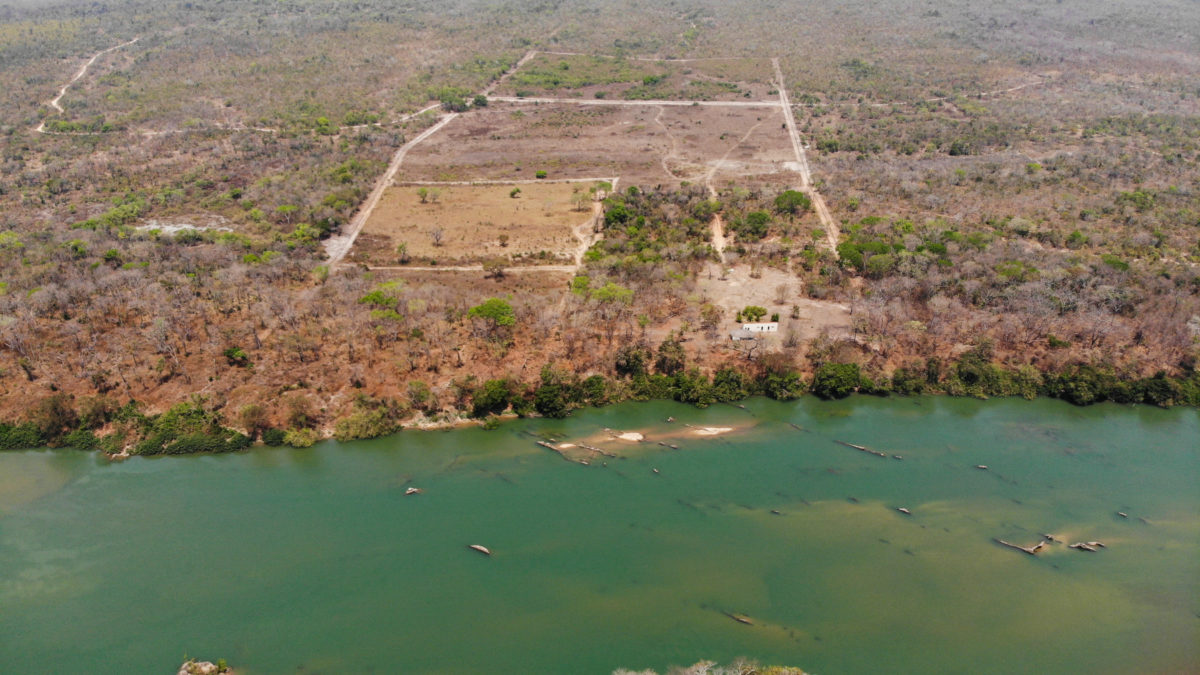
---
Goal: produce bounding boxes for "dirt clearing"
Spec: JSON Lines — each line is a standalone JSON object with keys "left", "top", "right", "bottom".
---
{"left": 350, "top": 181, "right": 601, "bottom": 266}
{"left": 401, "top": 102, "right": 786, "bottom": 188}
{"left": 496, "top": 53, "right": 775, "bottom": 101}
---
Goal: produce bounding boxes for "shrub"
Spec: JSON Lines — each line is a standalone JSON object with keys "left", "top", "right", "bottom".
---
{"left": 614, "top": 344, "right": 651, "bottom": 377}
{"left": 223, "top": 346, "right": 251, "bottom": 367}
{"left": 0, "top": 423, "right": 47, "bottom": 450}
{"left": 472, "top": 378, "right": 518, "bottom": 417}
{"left": 283, "top": 428, "right": 319, "bottom": 448}
{"left": 712, "top": 367, "right": 751, "bottom": 402}
{"left": 674, "top": 369, "right": 715, "bottom": 407}
{"left": 655, "top": 336, "right": 686, "bottom": 375}
{"left": 810, "top": 363, "right": 862, "bottom": 399}
{"left": 773, "top": 189, "right": 811, "bottom": 215}
{"left": 261, "top": 428, "right": 287, "bottom": 446}
{"left": 63, "top": 428, "right": 99, "bottom": 450}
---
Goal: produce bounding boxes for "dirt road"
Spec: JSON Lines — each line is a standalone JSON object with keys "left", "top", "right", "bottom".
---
{"left": 36, "top": 37, "right": 139, "bottom": 133}
{"left": 772, "top": 58, "right": 840, "bottom": 258}
{"left": 324, "top": 113, "right": 460, "bottom": 264}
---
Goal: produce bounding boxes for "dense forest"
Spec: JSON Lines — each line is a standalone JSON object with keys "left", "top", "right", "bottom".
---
{"left": 0, "top": 0, "right": 1197, "bottom": 453}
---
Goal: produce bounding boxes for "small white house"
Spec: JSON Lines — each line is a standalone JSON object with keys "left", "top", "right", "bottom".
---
{"left": 741, "top": 322, "right": 778, "bottom": 333}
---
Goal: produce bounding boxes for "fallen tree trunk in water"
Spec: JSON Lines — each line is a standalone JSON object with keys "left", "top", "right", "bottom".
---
{"left": 995, "top": 538, "right": 1046, "bottom": 555}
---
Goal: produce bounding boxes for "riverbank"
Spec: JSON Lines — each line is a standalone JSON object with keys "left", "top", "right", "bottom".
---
{"left": 1, "top": 358, "right": 1198, "bottom": 456}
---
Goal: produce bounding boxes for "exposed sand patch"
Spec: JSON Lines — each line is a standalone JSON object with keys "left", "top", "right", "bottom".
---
{"left": 612, "top": 431, "right": 645, "bottom": 442}
{"left": 691, "top": 426, "right": 734, "bottom": 436}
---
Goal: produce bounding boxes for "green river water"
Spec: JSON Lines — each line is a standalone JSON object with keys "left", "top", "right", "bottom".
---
{"left": 0, "top": 397, "right": 1197, "bottom": 674}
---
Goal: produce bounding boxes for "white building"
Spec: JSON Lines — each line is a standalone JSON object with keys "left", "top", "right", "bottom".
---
{"left": 741, "top": 322, "right": 778, "bottom": 333}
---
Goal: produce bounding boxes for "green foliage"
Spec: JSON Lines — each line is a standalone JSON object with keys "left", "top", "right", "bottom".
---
{"left": 732, "top": 211, "right": 771, "bottom": 240}
{"left": 588, "top": 281, "right": 634, "bottom": 304}
{"left": 1116, "top": 189, "right": 1155, "bottom": 212}
{"left": 655, "top": 336, "right": 686, "bottom": 375}
{"left": 72, "top": 196, "right": 146, "bottom": 232}
{"left": 810, "top": 363, "right": 863, "bottom": 400}
{"left": 533, "top": 367, "right": 573, "bottom": 418}
{"left": 131, "top": 399, "right": 249, "bottom": 455}
{"left": 261, "top": 428, "right": 287, "bottom": 446}
{"left": 0, "top": 422, "right": 47, "bottom": 450}
{"left": 740, "top": 305, "right": 768, "bottom": 322}
{"left": 468, "top": 297, "right": 516, "bottom": 339}
{"left": 333, "top": 396, "right": 402, "bottom": 441}
{"left": 614, "top": 344, "right": 651, "bottom": 377}
{"left": 223, "top": 346, "right": 251, "bottom": 366}
{"left": 29, "top": 393, "right": 78, "bottom": 444}
{"left": 472, "top": 378, "right": 519, "bottom": 417}
{"left": 712, "top": 367, "right": 751, "bottom": 402}
{"left": 63, "top": 428, "right": 99, "bottom": 450}
{"left": 890, "top": 367, "right": 926, "bottom": 395}
{"left": 773, "top": 190, "right": 811, "bottom": 215}
{"left": 673, "top": 368, "right": 715, "bottom": 407}
{"left": 762, "top": 368, "right": 805, "bottom": 400}
{"left": 1100, "top": 254, "right": 1130, "bottom": 272}
{"left": 283, "top": 428, "right": 319, "bottom": 448}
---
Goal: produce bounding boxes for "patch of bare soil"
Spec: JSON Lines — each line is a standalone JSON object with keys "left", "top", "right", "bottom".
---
{"left": 400, "top": 102, "right": 788, "bottom": 189}
{"left": 351, "top": 182, "right": 597, "bottom": 266}
{"left": 696, "top": 263, "right": 852, "bottom": 342}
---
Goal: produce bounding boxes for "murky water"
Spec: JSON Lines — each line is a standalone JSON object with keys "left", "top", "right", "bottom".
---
{"left": 1, "top": 397, "right": 1196, "bottom": 674}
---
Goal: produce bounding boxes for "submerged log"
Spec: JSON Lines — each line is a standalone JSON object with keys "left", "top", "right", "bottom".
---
{"left": 536, "top": 440, "right": 589, "bottom": 465}
{"left": 579, "top": 443, "right": 618, "bottom": 458}
{"left": 468, "top": 544, "right": 492, "bottom": 556}
{"left": 1069, "top": 542, "right": 1098, "bottom": 552}
{"left": 835, "top": 440, "right": 888, "bottom": 457}
{"left": 722, "top": 611, "right": 755, "bottom": 626}
{"left": 995, "top": 538, "right": 1046, "bottom": 555}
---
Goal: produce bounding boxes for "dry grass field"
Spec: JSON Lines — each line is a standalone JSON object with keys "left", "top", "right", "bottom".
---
{"left": 350, "top": 181, "right": 598, "bottom": 265}
{"left": 496, "top": 53, "right": 775, "bottom": 101}
{"left": 399, "top": 101, "right": 793, "bottom": 189}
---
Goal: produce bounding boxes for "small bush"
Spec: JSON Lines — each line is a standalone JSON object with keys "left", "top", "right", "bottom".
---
{"left": 261, "top": 428, "right": 287, "bottom": 446}
{"left": 283, "top": 428, "right": 319, "bottom": 448}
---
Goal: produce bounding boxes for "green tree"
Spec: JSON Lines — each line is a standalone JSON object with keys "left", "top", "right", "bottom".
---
{"left": 712, "top": 367, "right": 750, "bottom": 402}
{"left": 655, "top": 335, "right": 686, "bottom": 375}
{"left": 472, "top": 378, "right": 518, "bottom": 417}
{"left": 741, "top": 305, "right": 768, "bottom": 322}
{"left": 773, "top": 189, "right": 811, "bottom": 215}
{"left": 614, "top": 343, "right": 651, "bottom": 376}
{"left": 468, "top": 297, "right": 516, "bottom": 341}
{"left": 810, "top": 363, "right": 863, "bottom": 399}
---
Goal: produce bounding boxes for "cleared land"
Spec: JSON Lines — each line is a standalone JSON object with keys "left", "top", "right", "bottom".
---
{"left": 399, "top": 102, "right": 791, "bottom": 188}
{"left": 349, "top": 182, "right": 599, "bottom": 266}
{"left": 495, "top": 53, "right": 775, "bottom": 101}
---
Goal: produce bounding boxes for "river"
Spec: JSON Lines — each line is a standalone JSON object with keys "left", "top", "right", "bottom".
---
{"left": 1, "top": 396, "right": 1197, "bottom": 673}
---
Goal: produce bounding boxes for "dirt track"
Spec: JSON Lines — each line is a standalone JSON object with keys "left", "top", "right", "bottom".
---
{"left": 36, "top": 37, "right": 139, "bottom": 133}
{"left": 772, "top": 58, "right": 840, "bottom": 258}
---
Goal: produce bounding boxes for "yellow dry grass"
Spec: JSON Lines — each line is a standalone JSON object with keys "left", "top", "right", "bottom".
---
{"left": 359, "top": 181, "right": 595, "bottom": 264}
